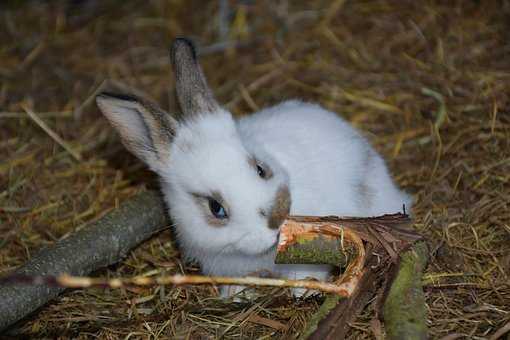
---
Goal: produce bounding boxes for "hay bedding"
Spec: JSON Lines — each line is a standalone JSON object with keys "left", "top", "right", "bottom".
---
{"left": 0, "top": 0, "right": 509, "bottom": 338}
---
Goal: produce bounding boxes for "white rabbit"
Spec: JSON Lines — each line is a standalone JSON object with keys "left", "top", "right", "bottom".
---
{"left": 96, "top": 38, "right": 411, "bottom": 298}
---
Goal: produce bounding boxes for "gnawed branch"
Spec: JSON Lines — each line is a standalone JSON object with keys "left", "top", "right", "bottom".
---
{"left": 274, "top": 215, "right": 427, "bottom": 340}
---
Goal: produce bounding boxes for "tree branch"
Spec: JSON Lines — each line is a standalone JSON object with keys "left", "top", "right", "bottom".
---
{"left": 383, "top": 241, "right": 429, "bottom": 340}
{"left": 0, "top": 190, "right": 169, "bottom": 332}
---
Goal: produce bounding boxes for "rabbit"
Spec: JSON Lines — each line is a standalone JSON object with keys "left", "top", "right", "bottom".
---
{"left": 95, "top": 38, "right": 411, "bottom": 298}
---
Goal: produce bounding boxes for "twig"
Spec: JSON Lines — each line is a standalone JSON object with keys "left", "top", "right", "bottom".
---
{"left": 0, "top": 273, "right": 354, "bottom": 296}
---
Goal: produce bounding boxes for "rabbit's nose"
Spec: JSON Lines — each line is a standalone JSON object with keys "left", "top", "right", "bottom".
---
{"left": 267, "top": 185, "right": 291, "bottom": 230}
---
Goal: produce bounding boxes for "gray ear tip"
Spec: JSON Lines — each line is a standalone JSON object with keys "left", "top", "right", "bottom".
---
{"left": 171, "top": 37, "right": 198, "bottom": 63}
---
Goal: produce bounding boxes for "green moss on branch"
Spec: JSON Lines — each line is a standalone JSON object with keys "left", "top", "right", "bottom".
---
{"left": 275, "top": 235, "right": 355, "bottom": 266}
{"left": 383, "top": 241, "right": 429, "bottom": 340}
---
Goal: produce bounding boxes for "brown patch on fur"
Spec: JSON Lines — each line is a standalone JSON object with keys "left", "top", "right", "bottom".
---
{"left": 268, "top": 185, "right": 291, "bottom": 230}
{"left": 191, "top": 191, "right": 229, "bottom": 227}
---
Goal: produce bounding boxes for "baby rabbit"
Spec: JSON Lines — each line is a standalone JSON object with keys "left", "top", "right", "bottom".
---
{"left": 96, "top": 38, "right": 411, "bottom": 297}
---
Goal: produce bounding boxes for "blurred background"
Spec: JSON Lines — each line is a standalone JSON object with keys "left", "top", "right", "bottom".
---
{"left": 1, "top": 1, "right": 509, "bottom": 338}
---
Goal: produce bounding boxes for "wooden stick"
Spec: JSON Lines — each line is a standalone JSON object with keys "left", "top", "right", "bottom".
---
{"left": 0, "top": 191, "right": 169, "bottom": 332}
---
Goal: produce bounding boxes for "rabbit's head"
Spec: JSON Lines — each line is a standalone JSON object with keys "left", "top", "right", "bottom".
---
{"left": 96, "top": 38, "right": 291, "bottom": 261}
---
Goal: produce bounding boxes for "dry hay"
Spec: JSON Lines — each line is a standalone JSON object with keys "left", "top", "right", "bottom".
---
{"left": 1, "top": 0, "right": 509, "bottom": 339}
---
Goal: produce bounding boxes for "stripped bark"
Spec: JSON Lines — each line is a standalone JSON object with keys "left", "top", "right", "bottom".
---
{"left": 0, "top": 191, "right": 169, "bottom": 332}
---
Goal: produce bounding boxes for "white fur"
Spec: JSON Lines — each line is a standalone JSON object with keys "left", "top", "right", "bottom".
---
{"left": 156, "top": 101, "right": 411, "bottom": 296}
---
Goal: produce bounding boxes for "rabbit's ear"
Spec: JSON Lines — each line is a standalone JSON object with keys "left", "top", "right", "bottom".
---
{"left": 96, "top": 92, "right": 177, "bottom": 171}
{"left": 171, "top": 38, "right": 220, "bottom": 117}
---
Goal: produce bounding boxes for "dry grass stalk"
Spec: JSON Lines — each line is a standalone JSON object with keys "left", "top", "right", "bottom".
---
{"left": 21, "top": 105, "right": 82, "bottom": 161}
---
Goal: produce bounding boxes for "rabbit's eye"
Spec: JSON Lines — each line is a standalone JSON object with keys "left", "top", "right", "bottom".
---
{"left": 249, "top": 157, "right": 273, "bottom": 180}
{"left": 209, "top": 198, "right": 227, "bottom": 219}
{"left": 256, "top": 164, "right": 266, "bottom": 178}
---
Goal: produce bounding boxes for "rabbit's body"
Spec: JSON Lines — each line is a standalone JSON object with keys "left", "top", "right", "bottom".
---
{"left": 97, "top": 38, "right": 411, "bottom": 297}
{"left": 239, "top": 100, "right": 410, "bottom": 217}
